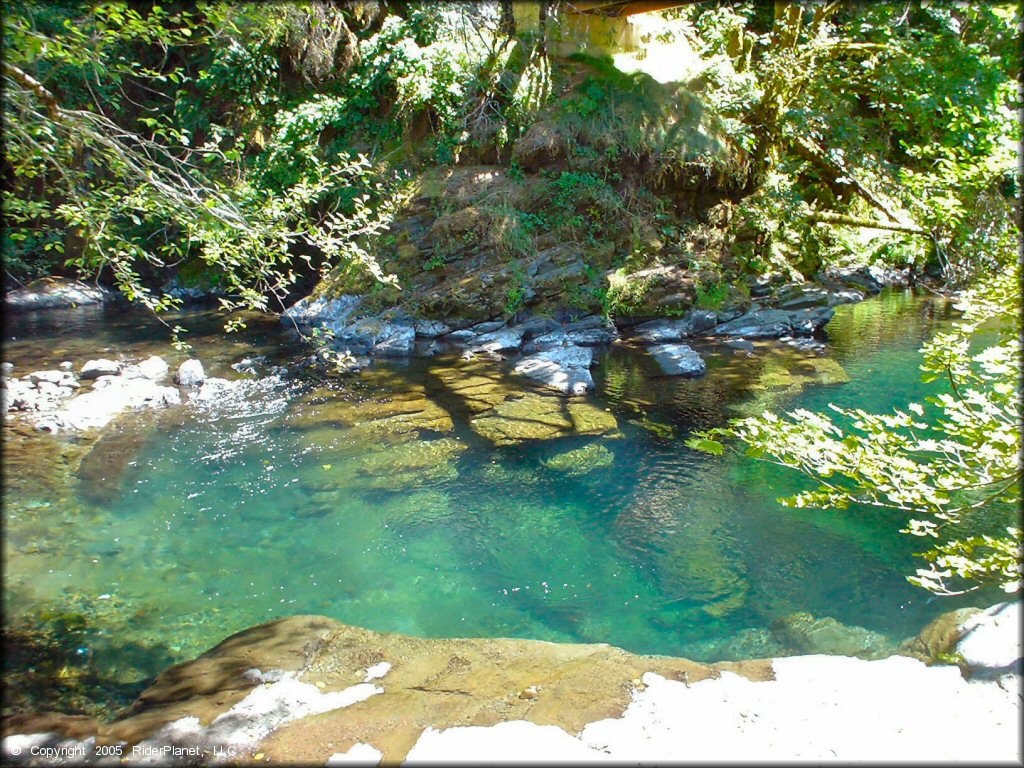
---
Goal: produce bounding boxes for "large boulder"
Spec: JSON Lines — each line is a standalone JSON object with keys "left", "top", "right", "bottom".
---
{"left": 525, "top": 316, "right": 618, "bottom": 352}
{"left": 773, "top": 283, "right": 865, "bottom": 310}
{"left": 819, "top": 265, "right": 911, "bottom": 294}
{"left": 5, "top": 277, "right": 116, "bottom": 311}
{"left": 647, "top": 344, "right": 706, "bottom": 377}
{"left": 413, "top": 319, "right": 451, "bottom": 338}
{"left": 514, "top": 345, "right": 595, "bottom": 395}
{"left": 469, "top": 327, "right": 527, "bottom": 355}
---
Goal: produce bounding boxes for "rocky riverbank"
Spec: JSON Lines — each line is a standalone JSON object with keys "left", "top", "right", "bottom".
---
{"left": 281, "top": 263, "right": 909, "bottom": 396}
{"left": 1, "top": 603, "right": 1019, "bottom": 765}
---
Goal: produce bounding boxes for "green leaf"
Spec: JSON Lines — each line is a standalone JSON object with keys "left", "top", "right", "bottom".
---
{"left": 686, "top": 437, "right": 725, "bottom": 456}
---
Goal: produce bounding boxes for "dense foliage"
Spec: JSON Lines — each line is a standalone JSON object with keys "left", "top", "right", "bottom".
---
{"left": 5, "top": 2, "right": 1019, "bottom": 307}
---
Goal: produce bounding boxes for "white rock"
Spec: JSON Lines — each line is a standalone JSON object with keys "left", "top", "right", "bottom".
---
{"left": 514, "top": 346, "right": 594, "bottom": 395}
{"left": 175, "top": 359, "right": 206, "bottom": 387}
{"left": 405, "top": 722, "right": 606, "bottom": 764}
{"left": 28, "top": 370, "right": 67, "bottom": 385}
{"left": 647, "top": 343, "right": 706, "bottom": 377}
{"left": 130, "top": 673, "right": 381, "bottom": 758}
{"left": 957, "top": 601, "right": 1022, "bottom": 672}
{"left": 325, "top": 743, "right": 383, "bottom": 766}
{"left": 137, "top": 355, "right": 169, "bottom": 380}
{"left": 46, "top": 378, "right": 181, "bottom": 431}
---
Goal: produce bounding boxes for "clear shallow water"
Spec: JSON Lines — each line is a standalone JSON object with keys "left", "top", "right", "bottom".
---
{"left": 1, "top": 291, "right": 1003, "bottom": 714}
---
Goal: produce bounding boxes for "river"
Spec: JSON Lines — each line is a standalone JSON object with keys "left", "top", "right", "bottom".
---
{"left": 1, "top": 289, "right": 1001, "bottom": 716}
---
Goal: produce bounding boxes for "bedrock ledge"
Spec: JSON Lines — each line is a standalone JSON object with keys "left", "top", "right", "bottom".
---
{"left": 2, "top": 607, "right": 1020, "bottom": 765}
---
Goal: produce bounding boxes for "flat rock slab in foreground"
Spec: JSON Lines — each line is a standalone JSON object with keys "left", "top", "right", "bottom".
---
{"left": 2, "top": 615, "right": 1018, "bottom": 765}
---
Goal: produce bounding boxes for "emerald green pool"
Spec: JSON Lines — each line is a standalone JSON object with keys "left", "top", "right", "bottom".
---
{"left": 2, "top": 290, "right": 1000, "bottom": 715}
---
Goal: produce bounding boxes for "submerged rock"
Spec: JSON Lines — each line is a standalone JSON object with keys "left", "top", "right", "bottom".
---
{"left": 514, "top": 345, "right": 594, "bottom": 395}
{"left": 470, "top": 393, "right": 618, "bottom": 445}
{"left": 647, "top": 344, "right": 706, "bottom": 377}
{"left": 542, "top": 443, "right": 614, "bottom": 476}
{"left": 770, "top": 612, "right": 896, "bottom": 659}
{"left": 356, "top": 437, "right": 467, "bottom": 479}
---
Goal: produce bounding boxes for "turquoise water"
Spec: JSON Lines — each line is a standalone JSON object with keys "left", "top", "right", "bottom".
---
{"left": 2, "top": 290, "right": 1001, "bottom": 714}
